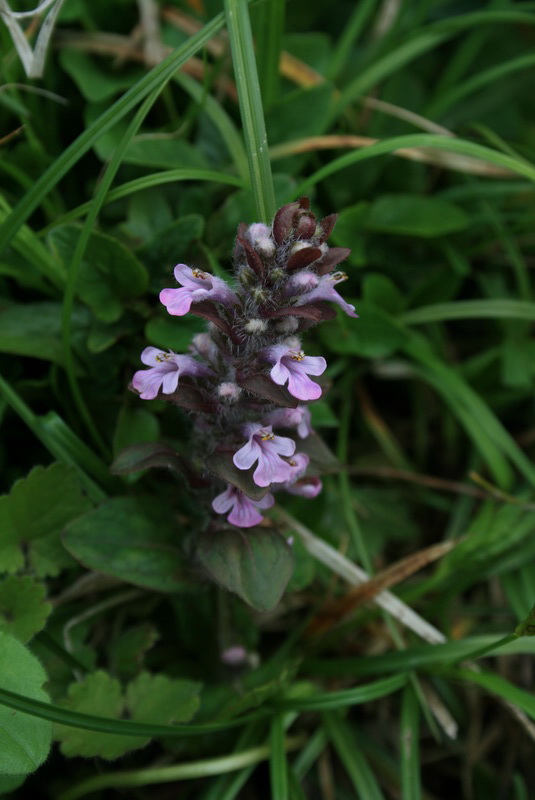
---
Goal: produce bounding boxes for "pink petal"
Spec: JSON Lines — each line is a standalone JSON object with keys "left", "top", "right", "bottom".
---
{"left": 160, "top": 287, "right": 193, "bottom": 316}
{"left": 287, "top": 369, "right": 322, "bottom": 401}
{"left": 270, "top": 360, "right": 291, "bottom": 386}
{"left": 228, "top": 496, "right": 264, "bottom": 527}
{"left": 253, "top": 447, "right": 292, "bottom": 487}
{"left": 271, "top": 435, "right": 296, "bottom": 458}
{"left": 233, "top": 438, "right": 262, "bottom": 471}
{"left": 161, "top": 369, "right": 180, "bottom": 395}
{"left": 140, "top": 346, "right": 166, "bottom": 366}
{"left": 300, "top": 355, "right": 327, "bottom": 376}
{"left": 212, "top": 486, "right": 236, "bottom": 514}
{"left": 173, "top": 263, "right": 212, "bottom": 290}
{"left": 132, "top": 367, "right": 166, "bottom": 400}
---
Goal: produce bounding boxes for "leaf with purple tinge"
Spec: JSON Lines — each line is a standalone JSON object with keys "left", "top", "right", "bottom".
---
{"left": 315, "top": 247, "right": 352, "bottom": 276}
{"left": 237, "top": 373, "right": 299, "bottom": 407}
{"left": 196, "top": 527, "right": 294, "bottom": 612}
{"left": 287, "top": 247, "right": 323, "bottom": 271}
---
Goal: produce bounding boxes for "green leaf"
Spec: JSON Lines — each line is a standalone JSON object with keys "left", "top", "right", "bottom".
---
{"left": 318, "top": 302, "right": 406, "bottom": 359}
{"left": 363, "top": 274, "right": 405, "bottom": 314}
{"left": 123, "top": 139, "right": 208, "bottom": 170}
{"left": 62, "top": 497, "right": 190, "bottom": 592}
{"left": 0, "top": 631, "right": 52, "bottom": 775}
{"left": 365, "top": 194, "right": 469, "bottom": 237}
{"left": 60, "top": 50, "right": 143, "bottom": 103}
{"left": 55, "top": 670, "right": 201, "bottom": 759}
{"left": 0, "top": 774, "right": 26, "bottom": 795}
{"left": 113, "top": 407, "right": 160, "bottom": 457}
{"left": 110, "top": 624, "right": 160, "bottom": 681}
{"left": 0, "top": 302, "right": 87, "bottom": 365}
{"left": 49, "top": 226, "right": 148, "bottom": 323}
{"left": 0, "top": 463, "right": 92, "bottom": 577}
{"left": 55, "top": 671, "right": 126, "bottom": 759}
{"left": 145, "top": 314, "right": 206, "bottom": 353}
{"left": 196, "top": 527, "right": 294, "bottom": 612}
{"left": 0, "top": 577, "right": 51, "bottom": 643}
{"left": 138, "top": 214, "right": 205, "bottom": 268}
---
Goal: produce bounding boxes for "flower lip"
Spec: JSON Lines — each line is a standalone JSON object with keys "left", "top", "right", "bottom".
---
{"left": 233, "top": 423, "right": 296, "bottom": 487}
{"left": 160, "top": 263, "right": 237, "bottom": 317}
{"left": 266, "top": 345, "right": 327, "bottom": 402}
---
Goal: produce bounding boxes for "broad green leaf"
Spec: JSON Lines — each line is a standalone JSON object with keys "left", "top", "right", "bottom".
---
{"left": 196, "top": 527, "right": 294, "bottom": 612}
{"left": 62, "top": 497, "right": 190, "bottom": 592}
{"left": 365, "top": 195, "right": 469, "bottom": 237}
{"left": 123, "top": 139, "right": 208, "bottom": 170}
{"left": 0, "top": 463, "right": 92, "bottom": 577}
{"left": 0, "top": 302, "right": 87, "bottom": 365}
{"left": 55, "top": 670, "right": 201, "bottom": 759}
{"left": 138, "top": 214, "right": 205, "bottom": 269}
{"left": 0, "top": 577, "right": 51, "bottom": 643}
{"left": 145, "top": 314, "right": 206, "bottom": 353}
{"left": 49, "top": 226, "right": 148, "bottom": 323}
{"left": 110, "top": 624, "right": 160, "bottom": 681}
{"left": 0, "top": 631, "right": 52, "bottom": 775}
{"left": 59, "top": 50, "right": 143, "bottom": 103}
{"left": 0, "top": 774, "right": 26, "bottom": 795}
{"left": 113, "top": 407, "right": 160, "bottom": 457}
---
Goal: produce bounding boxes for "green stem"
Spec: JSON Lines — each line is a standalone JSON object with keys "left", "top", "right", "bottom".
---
{"left": 59, "top": 735, "right": 305, "bottom": 800}
{"left": 224, "top": 0, "right": 276, "bottom": 222}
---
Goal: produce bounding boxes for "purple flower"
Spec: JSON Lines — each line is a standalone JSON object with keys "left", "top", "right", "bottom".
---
{"left": 160, "top": 264, "right": 237, "bottom": 317}
{"left": 212, "top": 484, "right": 274, "bottom": 527}
{"left": 286, "top": 452, "right": 310, "bottom": 483}
{"left": 233, "top": 423, "right": 296, "bottom": 487}
{"left": 247, "top": 223, "right": 275, "bottom": 256}
{"left": 132, "top": 347, "right": 211, "bottom": 400}
{"left": 267, "top": 345, "right": 326, "bottom": 402}
{"left": 295, "top": 271, "right": 357, "bottom": 318}
{"left": 265, "top": 406, "right": 312, "bottom": 439}
{"left": 287, "top": 476, "right": 323, "bottom": 498}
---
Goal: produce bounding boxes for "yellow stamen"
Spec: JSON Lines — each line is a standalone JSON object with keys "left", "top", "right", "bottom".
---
{"left": 290, "top": 350, "right": 305, "bottom": 361}
{"left": 192, "top": 268, "right": 207, "bottom": 280}
{"left": 332, "top": 271, "right": 347, "bottom": 282}
{"left": 155, "top": 352, "right": 170, "bottom": 362}
{"left": 260, "top": 431, "right": 275, "bottom": 441}
{"left": 289, "top": 459, "right": 296, "bottom": 467}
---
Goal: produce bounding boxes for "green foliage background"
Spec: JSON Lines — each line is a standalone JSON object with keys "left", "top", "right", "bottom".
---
{"left": 1, "top": 0, "right": 535, "bottom": 798}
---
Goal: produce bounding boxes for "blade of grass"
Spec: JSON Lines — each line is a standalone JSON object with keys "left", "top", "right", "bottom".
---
{"left": 173, "top": 71, "right": 248, "bottom": 180}
{"left": 254, "top": 0, "right": 285, "bottom": 111}
{"left": 290, "top": 134, "right": 535, "bottom": 200}
{"left": 401, "top": 300, "right": 535, "bottom": 325}
{"left": 0, "top": 685, "right": 270, "bottom": 736}
{"left": 0, "top": 373, "right": 107, "bottom": 502}
{"left": 274, "top": 673, "right": 408, "bottom": 712}
{"left": 58, "top": 736, "right": 306, "bottom": 800}
{"left": 427, "top": 53, "right": 535, "bottom": 120}
{"left": 323, "top": 712, "right": 385, "bottom": 800}
{"left": 61, "top": 86, "right": 165, "bottom": 456}
{"left": 400, "top": 685, "right": 421, "bottom": 800}
{"left": 40, "top": 169, "right": 245, "bottom": 233}
{"left": 444, "top": 668, "right": 535, "bottom": 721}
{"left": 327, "top": 0, "right": 377, "bottom": 80}
{"left": 224, "top": 0, "right": 275, "bottom": 222}
{"left": 0, "top": 10, "right": 227, "bottom": 255}
{"left": 335, "top": 10, "right": 535, "bottom": 116}
{"left": 270, "top": 714, "right": 289, "bottom": 800}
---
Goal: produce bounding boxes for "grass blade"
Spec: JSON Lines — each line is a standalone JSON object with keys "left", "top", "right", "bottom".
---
{"left": 323, "top": 712, "right": 385, "bottom": 800}
{"left": 224, "top": 0, "right": 276, "bottom": 221}
{"left": 254, "top": 0, "right": 285, "bottom": 111}
{"left": 400, "top": 685, "right": 421, "bottom": 800}
{"left": 275, "top": 673, "right": 408, "bottom": 712}
{"left": 270, "top": 714, "right": 289, "bottom": 800}
{"left": 401, "top": 300, "right": 535, "bottom": 325}
{"left": 0, "top": 10, "right": 226, "bottom": 255}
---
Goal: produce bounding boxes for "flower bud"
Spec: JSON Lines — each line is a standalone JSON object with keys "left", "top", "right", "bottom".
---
{"left": 217, "top": 382, "right": 242, "bottom": 402}
{"left": 244, "top": 318, "right": 268, "bottom": 334}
